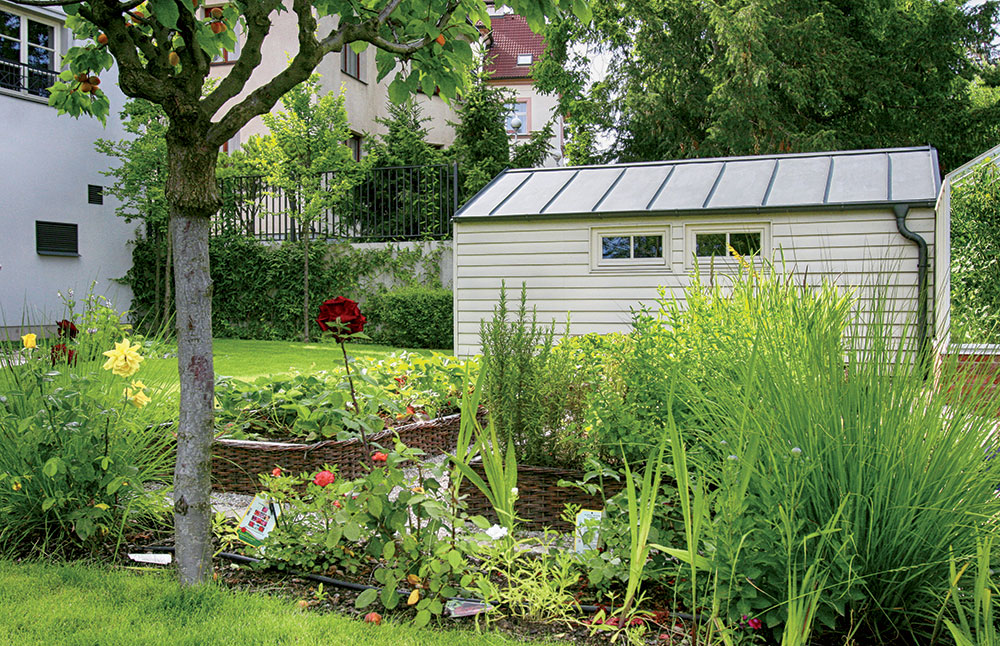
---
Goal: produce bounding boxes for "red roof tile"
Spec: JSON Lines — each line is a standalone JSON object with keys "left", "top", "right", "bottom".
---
{"left": 484, "top": 14, "right": 545, "bottom": 80}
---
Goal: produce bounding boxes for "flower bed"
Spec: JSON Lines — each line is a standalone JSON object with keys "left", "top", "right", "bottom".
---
{"left": 213, "top": 410, "right": 486, "bottom": 493}
{"left": 459, "top": 463, "right": 624, "bottom": 532}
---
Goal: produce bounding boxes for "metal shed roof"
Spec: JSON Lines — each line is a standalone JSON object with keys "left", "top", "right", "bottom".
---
{"left": 455, "top": 146, "right": 942, "bottom": 219}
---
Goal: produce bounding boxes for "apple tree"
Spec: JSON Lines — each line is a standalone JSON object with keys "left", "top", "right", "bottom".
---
{"left": 9, "top": 0, "right": 592, "bottom": 585}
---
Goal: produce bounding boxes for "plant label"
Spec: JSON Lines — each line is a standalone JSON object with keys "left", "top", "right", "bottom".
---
{"left": 575, "top": 509, "right": 603, "bottom": 553}
{"left": 127, "top": 552, "right": 172, "bottom": 565}
{"left": 236, "top": 494, "right": 281, "bottom": 547}
{"left": 445, "top": 599, "right": 491, "bottom": 618}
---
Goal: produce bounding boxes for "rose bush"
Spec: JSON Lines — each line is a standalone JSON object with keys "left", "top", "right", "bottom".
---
{"left": 316, "top": 296, "right": 366, "bottom": 341}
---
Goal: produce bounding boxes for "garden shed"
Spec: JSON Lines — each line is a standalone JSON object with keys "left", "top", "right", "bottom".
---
{"left": 452, "top": 146, "right": 949, "bottom": 356}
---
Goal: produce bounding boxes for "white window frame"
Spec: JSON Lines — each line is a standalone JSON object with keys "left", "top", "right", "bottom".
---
{"left": 590, "top": 225, "right": 670, "bottom": 272}
{"left": 516, "top": 53, "right": 533, "bottom": 65}
{"left": 685, "top": 222, "right": 771, "bottom": 270}
{"left": 0, "top": 6, "right": 60, "bottom": 100}
{"left": 505, "top": 100, "right": 528, "bottom": 136}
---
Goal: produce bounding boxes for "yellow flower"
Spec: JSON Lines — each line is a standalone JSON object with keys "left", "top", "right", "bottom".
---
{"left": 124, "top": 382, "right": 152, "bottom": 408}
{"left": 102, "top": 339, "right": 144, "bottom": 377}
{"left": 21, "top": 334, "right": 36, "bottom": 349}
{"left": 12, "top": 481, "right": 21, "bottom": 492}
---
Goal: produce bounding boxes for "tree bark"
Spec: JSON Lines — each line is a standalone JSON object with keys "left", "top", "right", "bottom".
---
{"left": 164, "top": 229, "right": 173, "bottom": 332}
{"left": 167, "top": 131, "right": 219, "bottom": 586}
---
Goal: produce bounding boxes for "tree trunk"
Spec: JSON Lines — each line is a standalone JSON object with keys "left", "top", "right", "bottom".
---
{"left": 164, "top": 230, "right": 173, "bottom": 332}
{"left": 302, "top": 224, "right": 310, "bottom": 342}
{"left": 166, "top": 132, "right": 219, "bottom": 587}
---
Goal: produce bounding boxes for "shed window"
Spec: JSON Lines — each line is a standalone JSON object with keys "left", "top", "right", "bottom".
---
{"left": 687, "top": 223, "right": 769, "bottom": 269}
{"left": 591, "top": 227, "right": 669, "bottom": 270}
{"left": 36, "top": 221, "right": 78, "bottom": 256}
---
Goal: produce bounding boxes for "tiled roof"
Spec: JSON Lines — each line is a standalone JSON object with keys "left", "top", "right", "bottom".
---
{"left": 484, "top": 14, "right": 545, "bottom": 80}
{"left": 456, "top": 147, "right": 942, "bottom": 219}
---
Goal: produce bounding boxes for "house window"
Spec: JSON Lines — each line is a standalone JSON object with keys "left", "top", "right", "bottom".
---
{"left": 204, "top": 7, "right": 239, "bottom": 63}
{"left": 36, "top": 221, "right": 78, "bottom": 256}
{"left": 0, "top": 8, "right": 59, "bottom": 98}
{"left": 516, "top": 53, "right": 533, "bottom": 65}
{"left": 347, "top": 133, "right": 363, "bottom": 161}
{"left": 87, "top": 184, "right": 103, "bottom": 205}
{"left": 687, "top": 223, "right": 769, "bottom": 268}
{"left": 342, "top": 47, "right": 362, "bottom": 80}
{"left": 505, "top": 100, "right": 527, "bottom": 136}
{"left": 591, "top": 227, "right": 669, "bottom": 270}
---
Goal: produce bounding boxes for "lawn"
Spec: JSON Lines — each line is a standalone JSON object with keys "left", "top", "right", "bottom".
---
{"left": 144, "top": 338, "right": 443, "bottom": 384}
{"left": 0, "top": 560, "right": 548, "bottom": 646}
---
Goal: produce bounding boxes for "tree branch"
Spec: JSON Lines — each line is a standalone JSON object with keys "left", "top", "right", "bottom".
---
{"left": 201, "top": 0, "right": 282, "bottom": 116}
{"left": 205, "top": 0, "right": 321, "bottom": 146}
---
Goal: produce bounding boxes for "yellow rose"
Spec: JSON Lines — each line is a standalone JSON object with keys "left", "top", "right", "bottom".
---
{"left": 21, "top": 333, "right": 36, "bottom": 349}
{"left": 124, "top": 383, "right": 152, "bottom": 409}
{"left": 102, "top": 339, "right": 144, "bottom": 378}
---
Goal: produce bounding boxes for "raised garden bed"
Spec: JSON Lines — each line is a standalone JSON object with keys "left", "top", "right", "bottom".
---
{"left": 460, "top": 463, "right": 624, "bottom": 532}
{"left": 213, "top": 411, "right": 484, "bottom": 493}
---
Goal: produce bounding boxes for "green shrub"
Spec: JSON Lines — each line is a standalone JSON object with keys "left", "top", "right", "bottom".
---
{"left": 479, "top": 283, "right": 585, "bottom": 468}
{"left": 365, "top": 286, "right": 453, "bottom": 349}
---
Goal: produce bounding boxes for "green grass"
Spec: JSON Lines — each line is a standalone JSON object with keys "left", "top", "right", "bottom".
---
{"left": 0, "top": 560, "right": 550, "bottom": 646}
{"left": 144, "top": 338, "right": 444, "bottom": 384}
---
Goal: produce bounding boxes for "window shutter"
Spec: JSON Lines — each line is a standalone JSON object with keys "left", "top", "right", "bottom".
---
{"left": 88, "top": 184, "right": 103, "bottom": 205}
{"left": 36, "top": 221, "right": 79, "bottom": 256}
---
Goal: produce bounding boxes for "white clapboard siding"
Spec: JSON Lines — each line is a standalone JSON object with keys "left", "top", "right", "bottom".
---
{"left": 454, "top": 208, "right": 936, "bottom": 356}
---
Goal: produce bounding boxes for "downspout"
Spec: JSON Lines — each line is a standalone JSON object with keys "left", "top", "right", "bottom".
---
{"left": 893, "top": 203, "right": 930, "bottom": 354}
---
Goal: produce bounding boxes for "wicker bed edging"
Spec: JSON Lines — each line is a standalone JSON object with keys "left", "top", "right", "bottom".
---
{"left": 460, "top": 463, "right": 625, "bottom": 532}
{"left": 213, "top": 411, "right": 484, "bottom": 494}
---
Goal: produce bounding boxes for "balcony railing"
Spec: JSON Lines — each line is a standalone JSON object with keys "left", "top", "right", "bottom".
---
{"left": 0, "top": 59, "right": 57, "bottom": 98}
{"left": 214, "top": 163, "right": 459, "bottom": 242}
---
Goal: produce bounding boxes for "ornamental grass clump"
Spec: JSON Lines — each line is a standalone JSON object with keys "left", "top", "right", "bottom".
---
{"left": 661, "top": 264, "right": 1000, "bottom": 643}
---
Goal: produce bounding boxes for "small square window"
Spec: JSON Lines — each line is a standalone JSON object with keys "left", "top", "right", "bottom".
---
{"left": 687, "top": 224, "right": 769, "bottom": 270}
{"left": 36, "top": 221, "right": 78, "bottom": 256}
{"left": 592, "top": 227, "right": 668, "bottom": 270}
{"left": 88, "top": 184, "right": 103, "bottom": 205}
{"left": 516, "top": 53, "right": 533, "bottom": 65}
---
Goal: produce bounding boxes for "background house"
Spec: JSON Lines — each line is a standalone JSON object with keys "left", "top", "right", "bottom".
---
{"left": 0, "top": 1, "right": 134, "bottom": 338}
{"left": 483, "top": 7, "right": 563, "bottom": 166}
{"left": 452, "top": 146, "right": 946, "bottom": 356}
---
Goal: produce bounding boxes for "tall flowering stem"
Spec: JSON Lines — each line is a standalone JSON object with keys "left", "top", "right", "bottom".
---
{"left": 339, "top": 338, "right": 370, "bottom": 456}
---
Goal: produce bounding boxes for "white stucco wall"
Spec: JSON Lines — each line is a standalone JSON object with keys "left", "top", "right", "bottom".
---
{"left": 453, "top": 208, "right": 937, "bottom": 356}
{"left": 0, "top": 3, "right": 135, "bottom": 338}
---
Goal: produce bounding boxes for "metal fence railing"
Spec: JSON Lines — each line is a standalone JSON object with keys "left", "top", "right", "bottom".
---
{"left": 214, "top": 163, "right": 459, "bottom": 242}
{"left": 0, "top": 59, "right": 58, "bottom": 98}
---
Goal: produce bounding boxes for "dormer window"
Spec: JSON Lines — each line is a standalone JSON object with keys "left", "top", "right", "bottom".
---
{"left": 516, "top": 53, "right": 532, "bottom": 65}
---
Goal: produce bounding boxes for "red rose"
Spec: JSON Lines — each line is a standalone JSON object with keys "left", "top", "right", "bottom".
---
{"left": 271, "top": 467, "right": 282, "bottom": 477}
{"left": 50, "top": 343, "right": 76, "bottom": 367}
{"left": 748, "top": 618, "right": 762, "bottom": 630}
{"left": 316, "top": 297, "right": 365, "bottom": 341}
{"left": 55, "top": 319, "right": 78, "bottom": 339}
{"left": 372, "top": 452, "right": 388, "bottom": 463}
{"left": 332, "top": 500, "right": 342, "bottom": 509}
{"left": 313, "top": 470, "right": 336, "bottom": 487}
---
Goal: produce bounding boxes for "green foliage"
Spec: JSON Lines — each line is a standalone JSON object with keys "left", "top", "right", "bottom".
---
{"left": 0, "top": 297, "right": 172, "bottom": 556}
{"left": 125, "top": 234, "right": 443, "bottom": 341}
{"left": 366, "top": 99, "right": 445, "bottom": 167}
{"left": 448, "top": 70, "right": 553, "bottom": 201}
{"left": 214, "top": 352, "right": 473, "bottom": 441}
{"left": 536, "top": 0, "right": 1000, "bottom": 169}
{"left": 478, "top": 283, "right": 582, "bottom": 467}
{"left": 951, "top": 159, "right": 1000, "bottom": 343}
{"left": 366, "top": 286, "right": 453, "bottom": 349}
{"left": 95, "top": 99, "right": 172, "bottom": 332}
{"left": 651, "top": 267, "right": 1000, "bottom": 643}
{"left": 259, "top": 444, "right": 492, "bottom": 626}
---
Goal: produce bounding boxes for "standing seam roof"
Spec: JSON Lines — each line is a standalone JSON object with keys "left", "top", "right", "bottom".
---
{"left": 455, "top": 147, "right": 942, "bottom": 219}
